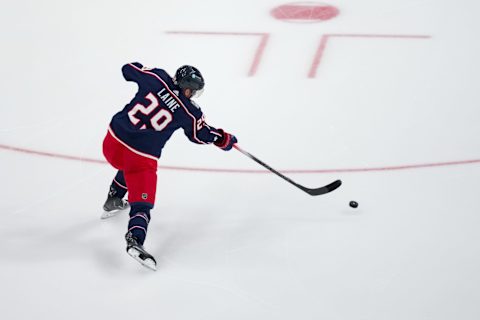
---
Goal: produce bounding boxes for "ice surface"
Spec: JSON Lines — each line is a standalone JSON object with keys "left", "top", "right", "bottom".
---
{"left": 1, "top": 1, "right": 480, "bottom": 319}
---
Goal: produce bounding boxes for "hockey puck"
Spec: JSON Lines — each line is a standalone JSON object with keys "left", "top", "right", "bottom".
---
{"left": 349, "top": 201, "right": 358, "bottom": 208}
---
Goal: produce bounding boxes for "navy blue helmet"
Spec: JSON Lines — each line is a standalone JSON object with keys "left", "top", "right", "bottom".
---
{"left": 175, "top": 65, "right": 205, "bottom": 92}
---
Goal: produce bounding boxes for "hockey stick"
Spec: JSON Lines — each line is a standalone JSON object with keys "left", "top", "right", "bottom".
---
{"left": 233, "top": 145, "right": 342, "bottom": 196}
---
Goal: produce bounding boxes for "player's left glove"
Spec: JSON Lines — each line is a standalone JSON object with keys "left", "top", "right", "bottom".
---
{"left": 214, "top": 129, "right": 237, "bottom": 151}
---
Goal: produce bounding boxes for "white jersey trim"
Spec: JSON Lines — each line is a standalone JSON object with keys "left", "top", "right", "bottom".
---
{"left": 108, "top": 127, "right": 158, "bottom": 161}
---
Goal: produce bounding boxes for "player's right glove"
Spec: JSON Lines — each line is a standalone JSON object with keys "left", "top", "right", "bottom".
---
{"left": 214, "top": 129, "right": 237, "bottom": 151}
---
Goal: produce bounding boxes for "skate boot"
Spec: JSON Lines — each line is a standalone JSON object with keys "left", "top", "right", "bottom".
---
{"left": 101, "top": 196, "right": 129, "bottom": 219}
{"left": 125, "top": 231, "right": 157, "bottom": 271}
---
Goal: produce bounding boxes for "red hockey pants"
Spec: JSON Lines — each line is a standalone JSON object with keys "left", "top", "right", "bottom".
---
{"left": 102, "top": 129, "right": 158, "bottom": 206}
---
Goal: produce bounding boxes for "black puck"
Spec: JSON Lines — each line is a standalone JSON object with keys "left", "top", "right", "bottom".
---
{"left": 349, "top": 201, "right": 358, "bottom": 208}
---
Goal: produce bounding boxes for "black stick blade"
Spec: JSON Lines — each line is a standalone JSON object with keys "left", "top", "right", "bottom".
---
{"left": 234, "top": 145, "right": 342, "bottom": 197}
{"left": 301, "top": 179, "right": 342, "bottom": 196}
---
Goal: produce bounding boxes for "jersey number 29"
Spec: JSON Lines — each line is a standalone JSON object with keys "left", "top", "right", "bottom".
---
{"left": 128, "top": 92, "right": 173, "bottom": 131}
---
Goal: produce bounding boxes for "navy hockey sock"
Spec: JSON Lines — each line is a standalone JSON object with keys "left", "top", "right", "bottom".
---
{"left": 127, "top": 203, "right": 152, "bottom": 245}
{"left": 109, "top": 171, "right": 128, "bottom": 199}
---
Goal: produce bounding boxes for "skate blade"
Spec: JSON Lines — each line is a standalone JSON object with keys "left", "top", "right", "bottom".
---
{"left": 100, "top": 208, "right": 127, "bottom": 220}
{"left": 127, "top": 248, "right": 157, "bottom": 271}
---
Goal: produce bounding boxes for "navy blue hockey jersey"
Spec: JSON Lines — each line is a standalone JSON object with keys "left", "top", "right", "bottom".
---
{"left": 109, "top": 62, "right": 223, "bottom": 160}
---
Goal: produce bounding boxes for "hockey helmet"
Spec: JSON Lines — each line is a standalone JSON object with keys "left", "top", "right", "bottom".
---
{"left": 174, "top": 65, "right": 205, "bottom": 97}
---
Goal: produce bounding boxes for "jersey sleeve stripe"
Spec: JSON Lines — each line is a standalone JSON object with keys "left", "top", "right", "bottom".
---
{"left": 128, "top": 63, "right": 206, "bottom": 144}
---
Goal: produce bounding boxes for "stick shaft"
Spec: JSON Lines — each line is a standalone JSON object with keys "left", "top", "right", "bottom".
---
{"left": 233, "top": 145, "right": 303, "bottom": 189}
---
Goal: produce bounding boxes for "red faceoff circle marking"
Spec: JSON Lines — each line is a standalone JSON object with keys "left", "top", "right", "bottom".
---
{"left": 271, "top": 2, "right": 339, "bottom": 23}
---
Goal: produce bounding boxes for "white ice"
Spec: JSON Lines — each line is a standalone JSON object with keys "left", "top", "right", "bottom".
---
{"left": 1, "top": 0, "right": 480, "bottom": 319}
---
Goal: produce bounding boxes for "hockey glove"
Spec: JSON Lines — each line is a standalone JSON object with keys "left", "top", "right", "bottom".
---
{"left": 214, "top": 129, "right": 237, "bottom": 151}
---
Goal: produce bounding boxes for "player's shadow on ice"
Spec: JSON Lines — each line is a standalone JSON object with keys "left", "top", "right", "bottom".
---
{"left": 151, "top": 209, "right": 219, "bottom": 261}
{"left": 2, "top": 216, "right": 128, "bottom": 272}
{"left": 149, "top": 207, "right": 302, "bottom": 267}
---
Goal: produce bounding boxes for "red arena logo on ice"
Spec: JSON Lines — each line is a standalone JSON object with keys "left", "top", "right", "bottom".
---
{"left": 271, "top": 2, "right": 339, "bottom": 23}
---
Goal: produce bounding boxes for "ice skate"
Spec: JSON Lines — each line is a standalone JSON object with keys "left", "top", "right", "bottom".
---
{"left": 101, "top": 196, "right": 129, "bottom": 219}
{"left": 125, "top": 232, "right": 157, "bottom": 271}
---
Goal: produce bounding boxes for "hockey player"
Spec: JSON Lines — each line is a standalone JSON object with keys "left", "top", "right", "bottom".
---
{"left": 102, "top": 63, "right": 237, "bottom": 270}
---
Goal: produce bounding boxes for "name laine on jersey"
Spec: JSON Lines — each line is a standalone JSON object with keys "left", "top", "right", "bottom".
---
{"left": 157, "top": 88, "right": 180, "bottom": 113}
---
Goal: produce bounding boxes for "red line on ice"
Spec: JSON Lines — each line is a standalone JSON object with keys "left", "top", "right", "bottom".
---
{"left": 166, "top": 31, "right": 270, "bottom": 77}
{"left": 249, "top": 33, "right": 270, "bottom": 76}
{"left": 308, "top": 34, "right": 432, "bottom": 78}
{"left": 1, "top": 143, "right": 479, "bottom": 174}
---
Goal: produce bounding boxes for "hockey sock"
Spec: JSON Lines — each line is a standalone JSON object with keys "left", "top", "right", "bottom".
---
{"left": 109, "top": 171, "right": 128, "bottom": 199}
{"left": 127, "top": 203, "right": 152, "bottom": 245}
